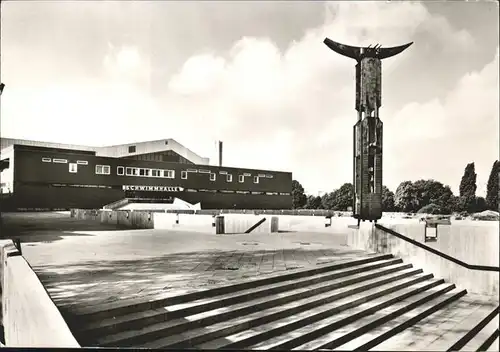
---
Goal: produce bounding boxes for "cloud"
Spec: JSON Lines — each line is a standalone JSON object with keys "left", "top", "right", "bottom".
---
{"left": 385, "top": 46, "right": 499, "bottom": 195}
{"left": 163, "top": 2, "right": 491, "bottom": 194}
{"left": 1, "top": 2, "right": 495, "bottom": 197}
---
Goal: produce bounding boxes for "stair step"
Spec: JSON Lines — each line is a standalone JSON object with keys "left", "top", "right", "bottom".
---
{"left": 330, "top": 287, "right": 467, "bottom": 351}
{"left": 461, "top": 310, "right": 499, "bottom": 351}
{"left": 73, "top": 253, "right": 393, "bottom": 321}
{"left": 97, "top": 265, "right": 422, "bottom": 347}
{"left": 79, "top": 259, "right": 407, "bottom": 340}
{"left": 368, "top": 296, "right": 476, "bottom": 351}
{"left": 420, "top": 302, "right": 497, "bottom": 351}
{"left": 257, "top": 282, "right": 454, "bottom": 351}
{"left": 198, "top": 273, "right": 439, "bottom": 350}
{"left": 486, "top": 333, "right": 499, "bottom": 352}
{"left": 292, "top": 282, "right": 458, "bottom": 351}
{"left": 145, "top": 272, "right": 434, "bottom": 349}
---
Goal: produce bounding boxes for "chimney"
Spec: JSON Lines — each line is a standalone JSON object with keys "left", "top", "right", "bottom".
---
{"left": 218, "top": 141, "right": 223, "bottom": 167}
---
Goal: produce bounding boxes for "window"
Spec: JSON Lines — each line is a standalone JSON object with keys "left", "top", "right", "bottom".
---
{"left": 181, "top": 171, "right": 187, "bottom": 179}
{"left": 144, "top": 169, "right": 150, "bottom": 177}
{"left": 126, "top": 167, "right": 133, "bottom": 176}
{"left": 199, "top": 169, "right": 210, "bottom": 174}
{"left": 139, "top": 169, "right": 145, "bottom": 176}
{"left": 42, "top": 158, "right": 51, "bottom": 163}
{"left": 238, "top": 175, "right": 245, "bottom": 183}
{"left": 226, "top": 174, "right": 233, "bottom": 182}
{"left": 266, "top": 174, "right": 274, "bottom": 179}
{"left": 128, "top": 146, "right": 136, "bottom": 153}
{"left": 77, "top": 160, "right": 88, "bottom": 165}
{"left": 96, "top": 165, "right": 110, "bottom": 175}
{"left": 117, "top": 166, "right": 124, "bottom": 175}
{"left": 132, "top": 168, "right": 139, "bottom": 176}
{"left": 53, "top": 159, "right": 68, "bottom": 164}
{"left": 254, "top": 176, "right": 259, "bottom": 184}
{"left": 163, "top": 170, "right": 175, "bottom": 178}
{"left": 165, "top": 140, "right": 169, "bottom": 145}
{"left": 210, "top": 173, "right": 216, "bottom": 181}
{"left": 152, "top": 169, "right": 158, "bottom": 177}
{"left": 69, "top": 163, "right": 78, "bottom": 173}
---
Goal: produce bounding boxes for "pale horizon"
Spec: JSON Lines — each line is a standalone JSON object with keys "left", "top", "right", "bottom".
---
{"left": 1, "top": 1, "right": 498, "bottom": 197}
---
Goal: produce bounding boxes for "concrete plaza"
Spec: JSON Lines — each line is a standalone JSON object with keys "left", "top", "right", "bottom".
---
{"left": 1, "top": 212, "right": 366, "bottom": 311}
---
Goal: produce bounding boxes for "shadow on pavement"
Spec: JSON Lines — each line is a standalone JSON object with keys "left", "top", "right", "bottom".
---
{"left": 32, "top": 247, "right": 366, "bottom": 316}
{"left": 0, "top": 212, "right": 125, "bottom": 243}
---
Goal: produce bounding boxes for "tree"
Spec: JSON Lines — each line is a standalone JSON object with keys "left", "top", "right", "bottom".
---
{"left": 321, "top": 191, "right": 337, "bottom": 210}
{"left": 332, "top": 183, "right": 354, "bottom": 211}
{"left": 304, "top": 195, "right": 322, "bottom": 209}
{"left": 417, "top": 203, "right": 441, "bottom": 215}
{"left": 291, "top": 180, "right": 307, "bottom": 209}
{"left": 394, "top": 181, "right": 418, "bottom": 213}
{"left": 411, "top": 179, "right": 455, "bottom": 214}
{"left": 459, "top": 163, "right": 477, "bottom": 212}
{"left": 486, "top": 160, "right": 499, "bottom": 211}
{"left": 382, "top": 186, "right": 395, "bottom": 212}
{"left": 475, "top": 196, "right": 487, "bottom": 213}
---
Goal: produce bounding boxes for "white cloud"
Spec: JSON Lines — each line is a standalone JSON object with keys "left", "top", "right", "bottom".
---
{"left": 385, "top": 46, "right": 499, "bottom": 196}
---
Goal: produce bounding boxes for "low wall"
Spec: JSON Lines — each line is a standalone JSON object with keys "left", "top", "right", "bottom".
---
{"left": 347, "top": 221, "right": 499, "bottom": 296}
{"left": 100, "top": 210, "right": 154, "bottom": 229}
{"left": 70, "top": 208, "right": 101, "bottom": 221}
{"left": 0, "top": 240, "right": 79, "bottom": 347}
{"left": 153, "top": 213, "right": 214, "bottom": 232}
{"left": 222, "top": 214, "right": 279, "bottom": 234}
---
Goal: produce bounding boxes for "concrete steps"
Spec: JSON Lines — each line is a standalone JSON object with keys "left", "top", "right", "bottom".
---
{"left": 67, "top": 253, "right": 489, "bottom": 350}
{"left": 449, "top": 306, "right": 499, "bottom": 352}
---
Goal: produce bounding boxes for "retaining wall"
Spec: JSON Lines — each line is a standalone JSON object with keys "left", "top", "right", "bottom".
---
{"left": 153, "top": 213, "right": 214, "bottom": 232}
{"left": 100, "top": 210, "right": 154, "bottom": 229}
{"left": 222, "top": 214, "right": 279, "bottom": 234}
{"left": 0, "top": 240, "right": 79, "bottom": 347}
{"left": 347, "top": 221, "right": 500, "bottom": 296}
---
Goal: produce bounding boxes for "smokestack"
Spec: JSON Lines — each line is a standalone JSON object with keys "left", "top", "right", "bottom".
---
{"left": 218, "top": 141, "right": 223, "bottom": 167}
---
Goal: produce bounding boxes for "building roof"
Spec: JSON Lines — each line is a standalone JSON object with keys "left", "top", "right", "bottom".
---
{"left": 0, "top": 137, "right": 210, "bottom": 165}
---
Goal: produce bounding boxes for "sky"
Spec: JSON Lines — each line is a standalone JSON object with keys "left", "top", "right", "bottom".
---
{"left": 1, "top": 1, "right": 498, "bottom": 197}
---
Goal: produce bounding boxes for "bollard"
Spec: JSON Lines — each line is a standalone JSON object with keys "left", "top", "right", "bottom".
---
{"left": 325, "top": 216, "right": 332, "bottom": 228}
{"left": 212, "top": 215, "right": 216, "bottom": 227}
{"left": 270, "top": 216, "right": 279, "bottom": 233}
{"left": 215, "top": 215, "right": 225, "bottom": 234}
{"left": 175, "top": 213, "right": 179, "bottom": 225}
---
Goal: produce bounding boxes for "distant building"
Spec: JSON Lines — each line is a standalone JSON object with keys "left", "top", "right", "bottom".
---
{"left": 0, "top": 138, "right": 292, "bottom": 211}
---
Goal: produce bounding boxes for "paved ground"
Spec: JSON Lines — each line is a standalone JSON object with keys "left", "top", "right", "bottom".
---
{"left": 1, "top": 212, "right": 366, "bottom": 312}
{"left": 373, "top": 293, "right": 498, "bottom": 351}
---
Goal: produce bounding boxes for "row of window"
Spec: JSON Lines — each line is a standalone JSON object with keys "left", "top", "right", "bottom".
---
{"left": 42, "top": 157, "right": 88, "bottom": 165}
{"left": 41, "top": 157, "right": 275, "bottom": 184}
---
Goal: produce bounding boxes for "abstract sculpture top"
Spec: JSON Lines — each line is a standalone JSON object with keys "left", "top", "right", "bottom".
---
{"left": 323, "top": 38, "right": 413, "bottom": 62}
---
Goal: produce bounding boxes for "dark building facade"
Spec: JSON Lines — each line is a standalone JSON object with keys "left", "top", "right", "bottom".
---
{"left": 0, "top": 142, "right": 292, "bottom": 211}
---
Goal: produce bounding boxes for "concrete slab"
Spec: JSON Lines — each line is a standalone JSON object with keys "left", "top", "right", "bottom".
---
{"left": 1, "top": 212, "right": 364, "bottom": 319}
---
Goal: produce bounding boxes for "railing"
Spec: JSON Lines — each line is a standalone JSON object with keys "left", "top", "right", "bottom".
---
{"left": 102, "top": 198, "right": 130, "bottom": 210}
{"left": 375, "top": 224, "right": 500, "bottom": 272}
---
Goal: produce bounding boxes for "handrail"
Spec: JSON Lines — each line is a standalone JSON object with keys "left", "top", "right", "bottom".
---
{"left": 375, "top": 224, "right": 500, "bottom": 272}
{"left": 103, "top": 198, "right": 130, "bottom": 210}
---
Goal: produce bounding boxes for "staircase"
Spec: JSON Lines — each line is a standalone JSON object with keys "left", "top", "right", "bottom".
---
{"left": 66, "top": 254, "right": 499, "bottom": 350}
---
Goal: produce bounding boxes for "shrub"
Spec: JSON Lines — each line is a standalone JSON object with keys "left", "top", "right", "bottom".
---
{"left": 417, "top": 203, "right": 442, "bottom": 215}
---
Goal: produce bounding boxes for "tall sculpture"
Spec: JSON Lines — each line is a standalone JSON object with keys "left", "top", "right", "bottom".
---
{"left": 323, "top": 38, "right": 413, "bottom": 224}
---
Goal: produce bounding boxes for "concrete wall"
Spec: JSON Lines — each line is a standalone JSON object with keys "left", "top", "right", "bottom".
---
{"left": 154, "top": 213, "right": 214, "bottom": 232}
{"left": 347, "top": 221, "right": 499, "bottom": 296}
{"left": 100, "top": 210, "right": 154, "bottom": 229}
{"left": 222, "top": 214, "right": 279, "bottom": 234}
{"left": 0, "top": 240, "right": 79, "bottom": 347}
